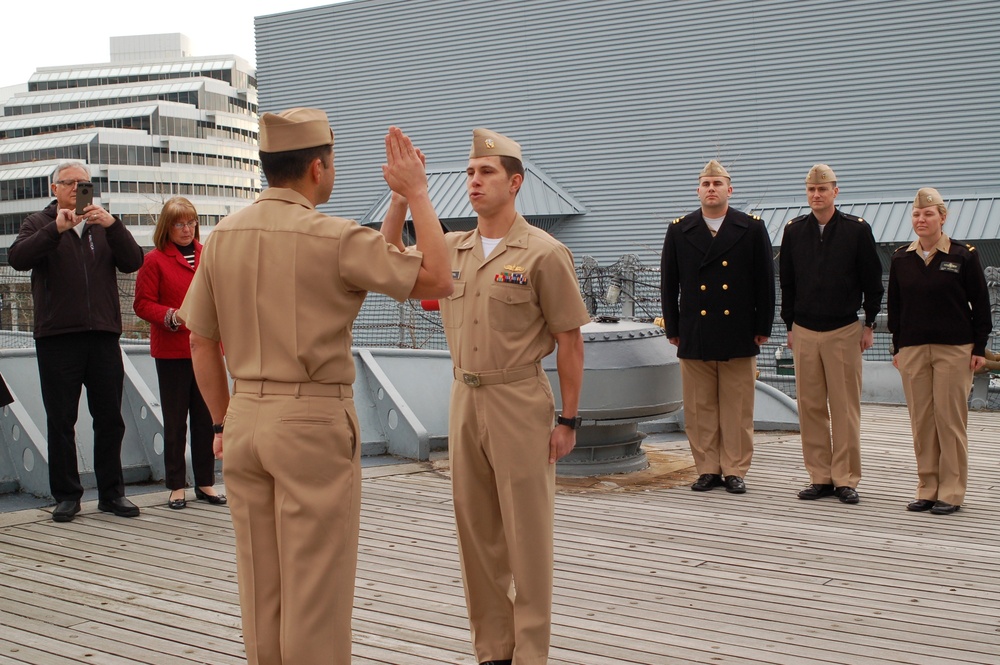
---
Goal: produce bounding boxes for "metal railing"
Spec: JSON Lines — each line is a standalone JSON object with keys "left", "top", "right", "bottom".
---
{"left": 2, "top": 255, "right": 998, "bottom": 408}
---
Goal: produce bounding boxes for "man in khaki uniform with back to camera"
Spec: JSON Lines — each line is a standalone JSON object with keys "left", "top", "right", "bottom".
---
{"left": 180, "top": 109, "right": 452, "bottom": 665}
{"left": 660, "top": 159, "right": 775, "bottom": 495}
{"left": 381, "top": 129, "right": 589, "bottom": 665}
{"left": 779, "top": 164, "right": 883, "bottom": 505}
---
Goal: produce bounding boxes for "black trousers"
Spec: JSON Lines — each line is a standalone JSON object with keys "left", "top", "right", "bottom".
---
{"left": 155, "top": 358, "right": 215, "bottom": 490}
{"left": 35, "top": 331, "right": 126, "bottom": 503}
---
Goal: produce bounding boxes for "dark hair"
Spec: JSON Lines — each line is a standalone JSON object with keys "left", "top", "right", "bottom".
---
{"left": 153, "top": 197, "right": 199, "bottom": 250}
{"left": 259, "top": 145, "right": 333, "bottom": 185}
{"left": 499, "top": 155, "right": 525, "bottom": 179}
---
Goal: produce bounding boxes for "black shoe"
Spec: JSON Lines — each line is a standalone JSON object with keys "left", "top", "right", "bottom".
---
{"left": 906, "top": 499, "right": 936, "bottom": 512}
{"left": 930, "top": 501, "right": 960, "bottom": 515}
{"left": 168, "top": 496, "right": 187, "bottom": 510}
{"left": 480, "top": 661, "right": 513, "bottom": 665}
{"left": 97, "top": 496, "right": 140, "bottom": 518}
{"left": 724, "top": 475, "right": 746, "bottom": 494}
{"left": 835, "top": 486, "right": 860, "bottom": 504}
{"left": 52, "top": 500, "right": 81, "bottom": 523}
{"left": 194, "top": 487, "right": 228, "bottom": 505}
{"left": 797, "top": 483, "right": 835, "bottom": 500}
{"left": 691, "top": 473, "right": 723, "bottom": 491}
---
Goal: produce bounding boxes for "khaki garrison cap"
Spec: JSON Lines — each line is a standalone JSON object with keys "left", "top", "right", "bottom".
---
{"left": 470, "top": 128, "right": 522, "bottom": 161}
{"left": 914, "top": 187, "right": 945, "bottom": 208}
{"left": 806, "top": 164, "right": 837, "bottom": 184}
{"left": 699, "top": 159, "right": 730, "bottom": 180}
{"left": 259, "top": 108, "right": 335, "bottom": 153}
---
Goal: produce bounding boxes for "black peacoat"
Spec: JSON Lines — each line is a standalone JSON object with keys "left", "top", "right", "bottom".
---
{"left": 660, "top": 208, "right": 775, "bottom": 361}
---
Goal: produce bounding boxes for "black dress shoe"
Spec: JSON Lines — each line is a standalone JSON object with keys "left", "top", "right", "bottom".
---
{"left": 724, "top": 475, "right": 746, "bottom": 494}
{"left": 52, "top": 500, "right": 81, "bottom": 523}
{"left": 97, "top": 496, "right": 140, "bottom": 518}
{"left": 195, "top": 487, "right": 228, "bottom": 505}
{"left": 906, "top": 499, "right": 936, "bottom": 512}
{"left": 930, "top": 501, "right": 960, "bottom": 515}
{"left": 797, "top": 483, "right": 835, "bottom": 500}
{"left": 168, "top": 497, "right": 187, "bottom": 510}
{"left": 480, "top": 661, "right": 512, "bottom": 665}
{"left": 835, "top": 486, "right": 860, "bottom": 504}
{"left": 691, "top": 473, "right": 723, "bottom": 491}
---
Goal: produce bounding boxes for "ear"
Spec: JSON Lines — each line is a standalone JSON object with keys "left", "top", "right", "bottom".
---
{"left": 510, "top": 173, "right": 523, "bottom": 195}
{"left": 311, "top": 158, "right": 325, "bottom": 183}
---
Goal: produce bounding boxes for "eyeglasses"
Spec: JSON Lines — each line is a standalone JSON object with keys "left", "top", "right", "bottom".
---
{"left": 54, "top": 179, "right": 91, "bottom": 187}
{"left": 172, "top": 220, "right": 199, "bottom": 229}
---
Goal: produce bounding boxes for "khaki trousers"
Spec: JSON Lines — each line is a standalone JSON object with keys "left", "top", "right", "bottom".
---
{"left": 224, "top": 391, "right": 361, "bottom": 665}
{"left": 449, "top": 371, "right": 556, "bottom": 665}
{"left": 679, "top": 357, "right": 756, "bottom": 477}
{"left": 792, "top": 322, "right": 863, "bottom": 488}
{"left": 896, "top": 344, "right": 974, "bottom": 506}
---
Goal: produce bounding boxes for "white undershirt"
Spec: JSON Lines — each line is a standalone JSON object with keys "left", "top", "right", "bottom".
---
{"left": 817, "top": 222, "right": 827, "bottom": 236}
{"left": 704, "top": 215, "right": 724, "bottom": 233}
{"left": 481, "top": 236, "right": 502, "bottom": 258}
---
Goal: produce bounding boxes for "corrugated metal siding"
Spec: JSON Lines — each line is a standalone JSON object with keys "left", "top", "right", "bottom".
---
{"left": 256, "top": 0, "right": 1000, "bottom": 267}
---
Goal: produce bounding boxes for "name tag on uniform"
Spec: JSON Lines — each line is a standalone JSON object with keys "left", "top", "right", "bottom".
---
{"left": 452, "top": 270, "right": 461, "bottom": 279}
{"left": 940, "top": 262, "right": 960, "bottom": 273}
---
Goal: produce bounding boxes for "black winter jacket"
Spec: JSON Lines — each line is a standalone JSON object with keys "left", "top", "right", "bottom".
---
{"left": 8, "top": 201, "right": 144, "bottom": 338}
{"left": 778, "top": 209, "right": 883, "bottom": 332}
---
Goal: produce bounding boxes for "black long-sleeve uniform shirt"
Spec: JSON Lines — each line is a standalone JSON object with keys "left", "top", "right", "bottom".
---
{"left": 887, "top": 238, "right": 992, "bottom": 356}
{"left": 779, "top": 208, "right": 883, "bottom": 332}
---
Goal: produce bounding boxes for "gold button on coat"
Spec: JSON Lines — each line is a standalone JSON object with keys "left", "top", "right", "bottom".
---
{"left": 722, "top": 261, "right": 728, "bottom": 267}
{"left": 700, "top": 285, "right": 706, "bottom": 291}
{"left": 722, "top": 284, "right": 728, "bottom": 290}
{"left": 724, "top": 310, "right": 730, "bottom": 315}
{"left": 700, "top": 310, "right": 707, "bottom": 316}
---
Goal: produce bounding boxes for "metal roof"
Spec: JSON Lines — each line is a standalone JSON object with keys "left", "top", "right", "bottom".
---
{"left": 0, "top": 132, "right": 97, "bottom": 154}
{"left": 29, "top": 61, "right": 237, "bottom": 83}
{"left": 0, "top": 105, "right": 159, "bottom": 131}
{"left": 752, "top": 196, "right": 1000, "bottom": 246}
{"left": 5, "top": 81, "right": 205, "bottom": 107}
{"left": 0, "top": 164, "right": 62, "bottom": 181}
{"left": 358, "top": 160, "right": 586, "bottom": 229}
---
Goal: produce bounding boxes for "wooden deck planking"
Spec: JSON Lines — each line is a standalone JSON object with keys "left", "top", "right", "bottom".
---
{"left": 0, "top": 404, "right": 998, "bottom": 664}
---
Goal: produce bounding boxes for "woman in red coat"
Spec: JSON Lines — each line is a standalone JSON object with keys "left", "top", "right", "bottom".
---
{"left": 134, "top": 198, "right": 225, "bottom": 509}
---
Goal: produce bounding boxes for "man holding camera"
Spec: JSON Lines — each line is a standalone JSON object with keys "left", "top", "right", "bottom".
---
{"left": 9, "top": 162, "right": 145, "bottom": 523}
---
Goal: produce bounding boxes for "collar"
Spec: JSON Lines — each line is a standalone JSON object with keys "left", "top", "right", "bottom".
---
{"left": 256, "top": 187, "right": 315, "bottom": 210}
{"left": 906, "top": 234, "right": 951, "bottom": 255}
{"left": 456, "top": 213, "right": 532, "bottom": 251}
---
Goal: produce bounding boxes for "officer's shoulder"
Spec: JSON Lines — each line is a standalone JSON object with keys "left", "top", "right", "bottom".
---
{"left": 672, "top": 211, "right": 697, "bottom": 225}
{"left": 786, "top": 214, "right": 808, "bottom": 226}
{"left": 840, "top": 212, "right": 866, "bottom": 224}
{"left": 953, "top": 241, "right": 976, "bottom": 256}
{"left": 891, "top": 243, "right": 909, "bottom": 257}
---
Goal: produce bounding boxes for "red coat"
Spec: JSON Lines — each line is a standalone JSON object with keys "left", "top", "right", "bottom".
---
{"left": 133, "top": 241, "right": 202, "bottom": 359}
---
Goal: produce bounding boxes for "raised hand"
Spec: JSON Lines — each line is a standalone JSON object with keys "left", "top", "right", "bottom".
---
{"left": 382, "top": 126, "right": 428, "bottom": 200}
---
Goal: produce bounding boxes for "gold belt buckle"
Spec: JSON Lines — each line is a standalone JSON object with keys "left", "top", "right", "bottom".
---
{"left": 462, "top": 372, "right": 481, "bottom": 387}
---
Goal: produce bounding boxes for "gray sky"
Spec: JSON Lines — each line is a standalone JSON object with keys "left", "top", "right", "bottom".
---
{"left": 0, "top": 0, "right": 342, "bottom": 88}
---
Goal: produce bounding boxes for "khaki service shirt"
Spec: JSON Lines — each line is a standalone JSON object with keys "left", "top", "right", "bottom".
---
{"left": 439, "top": 214, "right": 590, "bottom": 372}
{"left": 180, "top": 188, "right": 422, "bottom": 385}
